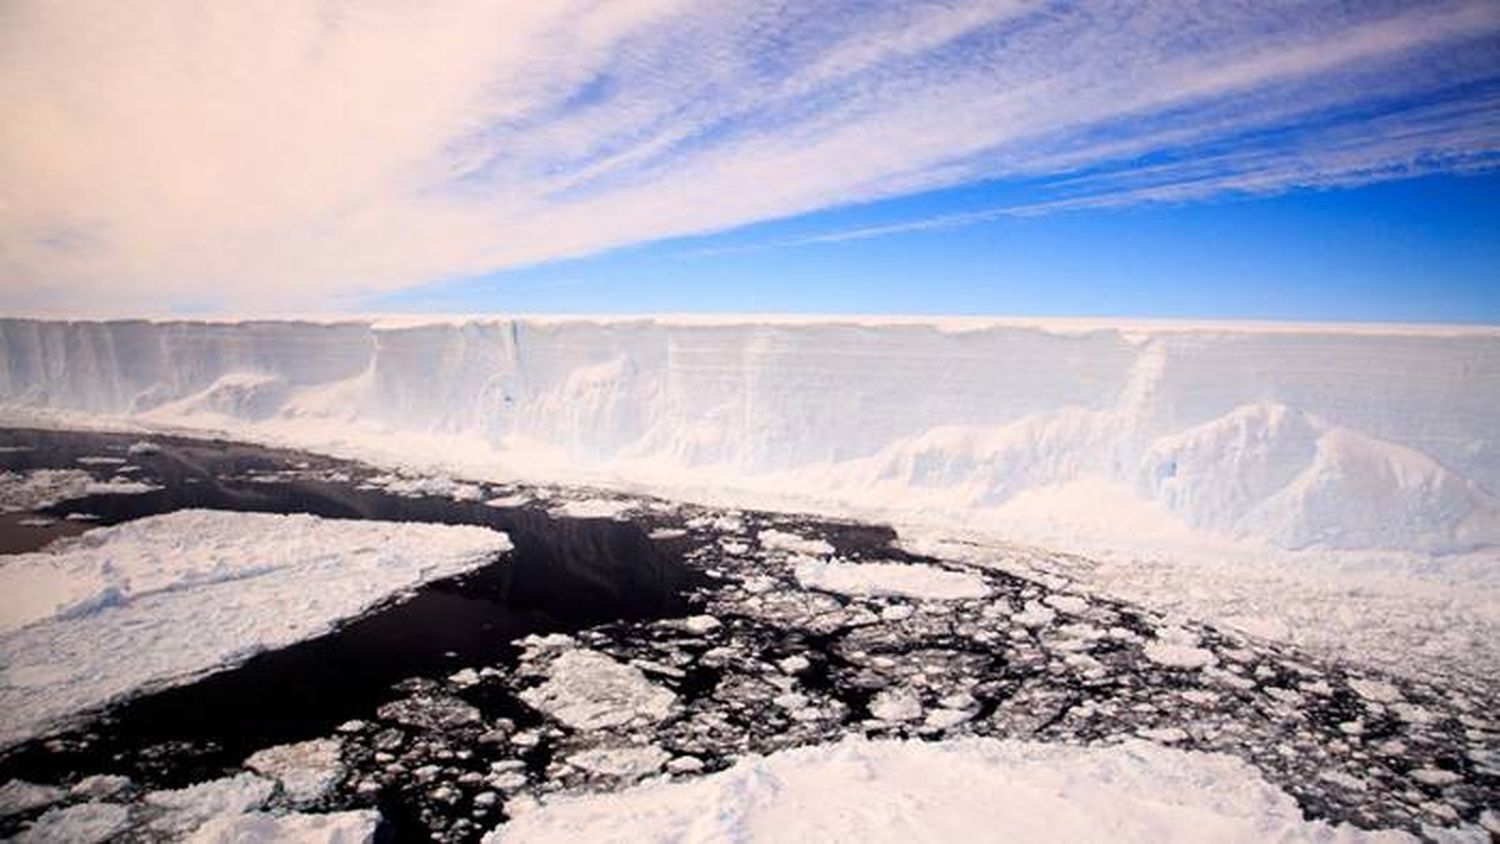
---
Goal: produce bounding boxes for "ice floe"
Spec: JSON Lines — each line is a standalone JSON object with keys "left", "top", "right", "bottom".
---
{"left": 489, "top": 735, "right": 1411, "bottom": 843}
{"left": 245, "top": 738, "right": 344, "bottom": 805}
{"left": 794, "top": 558, "right": 991, "bottom": 601}
{"left": 0, "top": 510, "right": 509, "bottom": 746}
{"left": 519, "top": 649, "right": 676, "bottom": 731}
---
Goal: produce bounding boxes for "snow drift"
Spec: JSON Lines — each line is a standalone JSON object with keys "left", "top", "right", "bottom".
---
{"left": 1, "top": 316, "right": 1497, "bottom": 554}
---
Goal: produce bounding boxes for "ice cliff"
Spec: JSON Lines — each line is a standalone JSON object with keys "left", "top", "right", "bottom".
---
{"left": 2, "top": 316, "right": 1497, "bottom": 554}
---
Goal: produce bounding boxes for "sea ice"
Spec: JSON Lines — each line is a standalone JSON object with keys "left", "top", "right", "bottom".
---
{"left": 245, "top": 738, "right": 344, "bottom": 805}
{"left": 0, "top": 510, "right": 509, "bottom": 747}
{"left": 519, "top": 649, "right": 676, "bottom": 731}
{"left": 184, "top": 809, "right": 380, "bottom": 844}
{"left": 13, "top": 803, "right": 130, "bottom": 844}
{"left": 793, "top": 559, "right": 990, "bottom": 601}
{"left": 488, "top": 735, "right": 1412, "bottom": 843}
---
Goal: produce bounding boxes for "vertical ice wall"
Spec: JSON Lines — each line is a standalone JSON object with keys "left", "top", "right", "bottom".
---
{"left": 1, "top": 317, "right": 1497, "bottom": 553}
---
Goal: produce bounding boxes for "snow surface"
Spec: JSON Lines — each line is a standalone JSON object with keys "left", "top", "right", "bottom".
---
{"left": 488, "top": 734, "right": 1410, "bottom": 843}
{"left": 0, "top": 510, "right": 509, "bottom": 747}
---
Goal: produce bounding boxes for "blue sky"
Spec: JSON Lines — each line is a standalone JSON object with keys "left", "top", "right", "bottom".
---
{"left": 2, "top": 0, "right": 1498, "bottom": 321}
{"left": 374, "top": 171, "right": 1500, "bottom": 323}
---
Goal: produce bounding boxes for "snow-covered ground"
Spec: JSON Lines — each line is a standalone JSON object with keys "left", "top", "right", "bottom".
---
{"left": 491, "top": 734, "right": 1414, "bottom": 843}
{"left": 0, "top": 509, "right": 510, "bottom": 747}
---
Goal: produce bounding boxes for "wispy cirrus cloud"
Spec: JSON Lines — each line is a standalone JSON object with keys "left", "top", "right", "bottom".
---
{"left": 2, "top": 0, "right": 1497, "bottom": 310}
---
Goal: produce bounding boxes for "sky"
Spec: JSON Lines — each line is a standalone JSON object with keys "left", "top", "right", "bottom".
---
{"left": 1, "top": 0, "right": 1498, "bottom": 322}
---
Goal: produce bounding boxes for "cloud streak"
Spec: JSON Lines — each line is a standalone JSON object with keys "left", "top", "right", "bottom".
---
{"left": 2, "top": 0, "right": 1497, "bottom": 310}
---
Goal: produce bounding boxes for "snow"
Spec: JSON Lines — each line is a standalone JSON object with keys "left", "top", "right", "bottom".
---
{"left": 518, "top": 648, "right": 677, "bottom": 730}
{"left": 185, "top": 809, "right": 380, "bottom": 843}
{"left": 0, "top": 510, "right": 509, "bottom": 747}
{"left": 488, "top": 734, "right": 1410, "bottom": 843}
{"left": 794, "top": 558, "right": 991, "bottom": 601}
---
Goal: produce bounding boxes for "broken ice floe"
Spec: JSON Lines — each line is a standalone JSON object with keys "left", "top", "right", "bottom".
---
{"left": 517, "top": 649, "right": 676, "bottom": 731}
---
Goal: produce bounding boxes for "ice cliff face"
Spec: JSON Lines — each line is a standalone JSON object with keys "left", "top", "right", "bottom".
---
{"left": 2, "top": 317, "right": 1497, "bottom": 554}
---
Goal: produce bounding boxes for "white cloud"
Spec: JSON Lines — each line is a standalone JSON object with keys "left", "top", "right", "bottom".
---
{"left": 1, "top": 0, "right": 1497, "bottom": 310}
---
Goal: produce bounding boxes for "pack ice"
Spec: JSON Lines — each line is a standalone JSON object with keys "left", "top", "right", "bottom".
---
{"left": 1, "top": 316, "right": 1497, "bottom": 555}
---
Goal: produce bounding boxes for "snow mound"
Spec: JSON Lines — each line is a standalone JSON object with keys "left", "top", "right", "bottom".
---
{"left": 794, "top": 559, "right": 990, "bottom": 601}
{"left": 0, "top": 510, "right": 509, "bottom": 747}
{"left": 488, "top": 734, "right": 1410, "bottom": 843}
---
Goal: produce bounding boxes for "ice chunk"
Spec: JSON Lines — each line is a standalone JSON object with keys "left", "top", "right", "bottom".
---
{"left": 1143, "top": 643, "right": 1216, "bottom": 670}
{"left": 0, "top": 779, "right": 64, "bottom": 818}
{"left": 519, "top": 649, "right": 676, "bottom": 730}
{"left": 549, "top": 499, "right": 633, "bottom": 519}
{"left": 794, "top": 559, "right": 989, "bottom": 601}
{"left": 1348, "top": 678, "right": 1402, "bottom": 704}
{"left": 758, "top": 530, "right": 835, "bottom": 556}
{"left": 869, "top": 688, "right": 923, "bottom": 723}
{"left": 681, "top": 615, "right": 721, "bottom": 635}
{"left": 15, "top": 803, "right": 129, "bottom": 844}
{"left": 245, "top": 738, "right": 344, "bottom": 805}
{"left": 185, "top": 809, "right": 380, "bottom": 843}
{"left": 567, "top": 746, "right": 671, "bottom": 780}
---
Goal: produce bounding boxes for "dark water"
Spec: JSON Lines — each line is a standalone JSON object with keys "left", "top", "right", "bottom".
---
{"left": 0, "top": 427, "right": 702, "bottom": 792}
